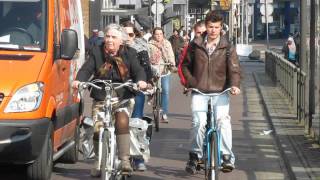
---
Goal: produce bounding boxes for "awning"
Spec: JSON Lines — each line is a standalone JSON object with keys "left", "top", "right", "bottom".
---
{"left": 101, "top": 7, "right": 149, "bottom": 16}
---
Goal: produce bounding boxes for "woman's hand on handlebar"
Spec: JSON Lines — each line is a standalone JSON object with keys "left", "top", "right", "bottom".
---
{"left": 230, "top": 86, "right": 241, "bottom": 95}
{"left": 72, "top": 80, "right": 81, "bottom": 89}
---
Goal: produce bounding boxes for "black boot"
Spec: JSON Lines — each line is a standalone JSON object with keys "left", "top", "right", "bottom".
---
{"left": 185, "top": 152, "right": 198, "bottom": 174}
{"left": 221, "top": 154, "right": 235, "bottom": 173}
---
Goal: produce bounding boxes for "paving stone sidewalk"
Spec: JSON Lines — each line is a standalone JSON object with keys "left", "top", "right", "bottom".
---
{"left": 254, "top": 71, "right": 320, "bottom": 180}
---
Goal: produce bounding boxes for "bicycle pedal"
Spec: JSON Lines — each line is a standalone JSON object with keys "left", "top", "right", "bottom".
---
{"left": 121, "top": 171, "right": 132, "bottom": 175}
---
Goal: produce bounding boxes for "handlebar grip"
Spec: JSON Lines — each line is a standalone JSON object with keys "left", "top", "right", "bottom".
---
{"left": 90, "top": 83, "right": 102, "bottom": 90}
{"left": 79, "top": 82, "right": 102, "bottom": 90}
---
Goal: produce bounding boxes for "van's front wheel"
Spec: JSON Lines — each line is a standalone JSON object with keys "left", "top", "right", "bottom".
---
{"left": 59, "top": 125, "right": 80, "bottom": 163}
{"left": 26, "top": 129, "right": 53, "bottom": 180}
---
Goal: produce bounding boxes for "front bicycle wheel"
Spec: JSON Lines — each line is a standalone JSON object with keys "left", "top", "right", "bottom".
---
{"left": 101, "top": 130, "right": 113, "bottom": 180}
{"left": 153, "top": 88, "right": 161, "bottom": 132}
{"left": 207, "top": 133, "right": 219, "bottom": 180}
{"left": 153, "top": 108, "right": 161, "bottom": 132}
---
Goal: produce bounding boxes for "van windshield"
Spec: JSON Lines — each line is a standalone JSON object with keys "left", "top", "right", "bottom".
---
{"left": 0, "top": 0, "right": 46, "bottom": 51}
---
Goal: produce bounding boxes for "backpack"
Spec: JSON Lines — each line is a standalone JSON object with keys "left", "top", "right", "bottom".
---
{"left": 137, "top": 50, "right": 152, "bottom": 82}
{"left": 177, "top": 44, "right": 193, "bottom": 86}
{"left": 177, "top": 42, "right": 231, "bottom": 87}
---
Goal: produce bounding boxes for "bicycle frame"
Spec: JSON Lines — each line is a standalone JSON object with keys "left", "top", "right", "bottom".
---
{"left": 152, "top": 62, "right": 172, "bottom": 132}
{"left": 98, "top": 83, "right": 117, "bottom": 178}
{"left": 189, "top": 88, "right": 231, "bottom": 180}
{"left": 79, "top": 80, "right": 136, "bottom": 180}
{"left": 204, "top": 96, "right": 221, "bottom": 179}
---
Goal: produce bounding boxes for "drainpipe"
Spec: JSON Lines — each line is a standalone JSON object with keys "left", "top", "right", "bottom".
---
{"left": 241, "top": 0, "right": 244, "bottom": 44}
{"left": 309, "top": 0, "right": 315, "bottom": 133}
{"left": 300, "top": 0, "right": 309, "bottom": 133}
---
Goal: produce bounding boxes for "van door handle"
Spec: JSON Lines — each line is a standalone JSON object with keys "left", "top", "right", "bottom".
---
{"left": 62, "top": 67, "right": 67, "bottom": 71}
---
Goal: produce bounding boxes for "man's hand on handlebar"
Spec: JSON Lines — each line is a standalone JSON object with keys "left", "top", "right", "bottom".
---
{"left": 137, "top": 81, "right": 147, "bottom": 90}
{"left": 230, "top": 86, "right": 241, "bottom": 95}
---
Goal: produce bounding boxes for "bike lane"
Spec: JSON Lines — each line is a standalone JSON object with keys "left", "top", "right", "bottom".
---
{"left": 48, "top": 58, "right": 290, "bottom": 180}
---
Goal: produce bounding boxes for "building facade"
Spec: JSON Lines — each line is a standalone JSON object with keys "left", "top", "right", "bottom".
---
{"left": 253, "top": 0, "right": 299, "bottom": 39}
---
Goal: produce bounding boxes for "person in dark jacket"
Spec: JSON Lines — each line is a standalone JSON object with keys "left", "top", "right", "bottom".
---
{"left": 169, "top": 28, "right": 184, "bottom": 66}
{"left": 122, "top": 21, "right": 152, "bottom": 171}
{"left": 182, "top": 11, "right": 241, "bottom": 174}
{"left": 73, "top": 23, "right": 147, "bottom": 177}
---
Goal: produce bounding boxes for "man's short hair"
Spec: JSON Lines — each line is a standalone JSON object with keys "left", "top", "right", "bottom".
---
{"left": 194, "top": 20, "right": 205, "bottom": 30}
{"left": 205, "top": 10, "right": 224, "bottom": 25}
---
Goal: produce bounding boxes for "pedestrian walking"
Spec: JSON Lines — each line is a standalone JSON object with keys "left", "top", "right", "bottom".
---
{"left": 168, "top": 28, "right": 184, "bottom": 66}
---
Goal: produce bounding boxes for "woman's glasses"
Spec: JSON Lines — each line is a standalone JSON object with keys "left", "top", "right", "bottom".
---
{"left": 128, "top": 33, "right": 135, "bottom": 37}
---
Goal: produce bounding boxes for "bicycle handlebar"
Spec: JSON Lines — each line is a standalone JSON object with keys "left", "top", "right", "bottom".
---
{"left": 159, "top": 62, "right": 174, "bottom": 66}
{"left": 188, "top": 88, "right": 232, "bottom": 96}
{"left": 79, "top": 79, "right": 147, "bottom": 94}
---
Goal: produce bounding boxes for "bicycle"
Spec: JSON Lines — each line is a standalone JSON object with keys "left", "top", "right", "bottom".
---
{"left": 151, "top": 62, "right": 174, "bottom": 132}
{"left": 79, "top": 79, "right": 138, "bottom": 180}
{"left": 188, "top": 88, "right": 231, "bottom": 180}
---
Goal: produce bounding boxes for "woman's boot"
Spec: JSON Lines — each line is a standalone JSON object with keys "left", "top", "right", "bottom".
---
{"left": 117, "top": 134, "right": 133, "bottom": 173}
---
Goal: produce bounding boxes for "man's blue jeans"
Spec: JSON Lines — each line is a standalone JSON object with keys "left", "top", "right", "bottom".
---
{"left": 190, "top": 92, "right": 235, "bottom": 164}
{"left": 131, "top": 92, "right": 145, "bottom": 118}
{"left": 161, "top": 75, "right": 170, "bottom": 115}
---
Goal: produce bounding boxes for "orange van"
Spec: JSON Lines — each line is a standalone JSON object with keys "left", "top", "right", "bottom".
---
{"left": 0, "top": 0, "right": 85, "bottom": 179}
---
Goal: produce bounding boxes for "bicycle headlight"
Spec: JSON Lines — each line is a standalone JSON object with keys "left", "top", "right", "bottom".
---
{"left": 4, "top": 82, "right": 44, "bottom": 113}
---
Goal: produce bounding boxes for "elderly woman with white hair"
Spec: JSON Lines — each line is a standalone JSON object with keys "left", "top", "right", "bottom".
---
{"left": 282, "top": 36, "right": 299, "bottom": 65}
{"left": 73, "top": 23, "right": 147, "bottom": 177}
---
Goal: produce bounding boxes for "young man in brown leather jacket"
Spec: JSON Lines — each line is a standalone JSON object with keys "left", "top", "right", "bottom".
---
{"left": 182, "top": 11, "right": 241, "bottom": 174}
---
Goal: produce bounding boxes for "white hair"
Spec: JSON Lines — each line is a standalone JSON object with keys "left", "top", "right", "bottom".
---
{"left": 104, "top": 24, "right": 128, "bottom": 43}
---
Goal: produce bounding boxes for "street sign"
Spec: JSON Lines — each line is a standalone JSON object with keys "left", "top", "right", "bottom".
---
{"left": 248, "top": 17, "right": 252, "bottom": 24}
{"left": 248, "top": 5, "right": 254, "bottom": 16}
{"left": 260, "top": 4, "right": 273, "bottom": 16}
{"left": 151, "top": 3, "right": 164, "bottom": 15}
{"left": 219, "top": 0, "right": 231, "bottom": 10}
{"left": 233, "top": 0, "right": 240, "bottom": 4}
{"left": 260, "top": 0, "right": 273, "bottom": 3}
{"left": 262, "top": 15, "right": 273, "bottom": 23}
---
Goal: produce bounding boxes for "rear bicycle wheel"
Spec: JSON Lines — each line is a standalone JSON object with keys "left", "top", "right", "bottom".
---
{"left": 101, "top": 130, "right": 113, "bottom": 180}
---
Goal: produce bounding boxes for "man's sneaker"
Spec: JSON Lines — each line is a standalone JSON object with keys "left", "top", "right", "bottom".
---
{"left": 134, "top": 159, "right": 147, "bottom": 171}
{"left": 221, "top": 154, "right": 235, "bottom": 173}
{"left": 161, "top": 114, "right": 169, "bottom": 123}
{"left": 185, "top": 152, "right": 198, "bottom": 174}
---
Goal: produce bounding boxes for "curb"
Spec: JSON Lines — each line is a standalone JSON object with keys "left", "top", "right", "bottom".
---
{"left": 252, "top": 72, "right": 297, "bottom": 180}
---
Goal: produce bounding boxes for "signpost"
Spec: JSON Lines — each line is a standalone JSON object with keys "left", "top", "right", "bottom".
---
{"left": 151, "top": 0, "right": 164, "bottom": 28}
{"left": 260, "top": 0, "right": 273, "bottom": 49}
